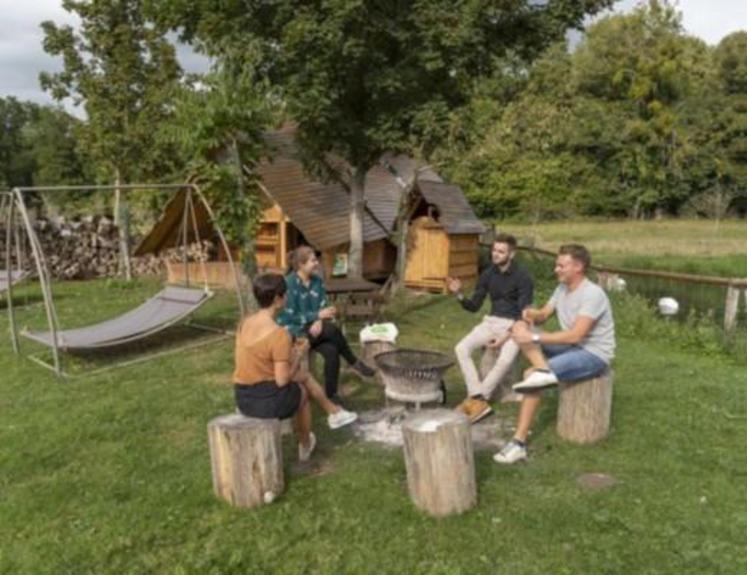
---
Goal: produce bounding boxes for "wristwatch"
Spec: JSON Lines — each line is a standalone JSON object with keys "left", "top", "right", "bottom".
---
{"left": 531, "top": 333, "right": 541, "bottom": 344}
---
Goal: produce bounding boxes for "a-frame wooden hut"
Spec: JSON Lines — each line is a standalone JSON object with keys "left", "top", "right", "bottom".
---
{"left": 137, "top": 126, "right": 485, "bottom": 292}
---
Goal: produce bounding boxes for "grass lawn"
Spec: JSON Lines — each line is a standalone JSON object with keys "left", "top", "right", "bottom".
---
{"left": 500, "top": 219, "right": 747, "bottom": 277}
{"left": 1, "top": 278, "right": 746, "bottom": 574}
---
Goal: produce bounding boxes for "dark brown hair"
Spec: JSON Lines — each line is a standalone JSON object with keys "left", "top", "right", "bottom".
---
{"left": 558, "top": 244, "right": 591, "bottom": 271}
{"left": 252, "top": 273, "right": 287, "bottom": 308}
{"left": 493, "top": 233, "right": 517, "bottom": 250}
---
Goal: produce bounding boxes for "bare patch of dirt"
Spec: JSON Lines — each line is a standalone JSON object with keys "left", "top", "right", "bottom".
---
{"left": 576, "top": 473, "right": 618, "bottom": 490}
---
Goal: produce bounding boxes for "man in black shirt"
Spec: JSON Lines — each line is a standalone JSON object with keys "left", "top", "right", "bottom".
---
{"left": 447, "top": 233, "right": 534, "bottom": 423}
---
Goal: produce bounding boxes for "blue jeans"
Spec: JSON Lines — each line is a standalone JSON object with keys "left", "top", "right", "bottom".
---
{"left": 542, "top": 344, "right": 608, "bottom": 382}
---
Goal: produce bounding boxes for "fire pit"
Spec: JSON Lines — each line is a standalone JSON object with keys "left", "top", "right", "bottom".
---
{"left": 374, "top": 349, "right": 454, "bottom": 406}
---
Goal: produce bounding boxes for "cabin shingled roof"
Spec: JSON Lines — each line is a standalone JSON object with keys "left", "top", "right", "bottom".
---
{"left": 416, "top": 180, "right": 486, "bottom": 235}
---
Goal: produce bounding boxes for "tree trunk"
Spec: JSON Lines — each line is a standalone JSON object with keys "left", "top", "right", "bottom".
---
{"left": 556, "top": 370, "right": 614, "bottom": 444}
{"left": 388, "top": 175, "right": 418, "bottom": 294}
{"left": 207, "top": 414, "right": 284, "bottom": 508}
{"left": 401, "top": 409, "right": 476, "bottom": 516}
{"left": 115, "top": 169, "right": 132, "bottom": 281}
{"left": 348, "top": 166, "right": 366, "bottom": 279}
{"left": 391, "top": 201, "right": 413, "bottom": 293}
{"left": 232, "top": 137, "right": 257, "bottom": 283}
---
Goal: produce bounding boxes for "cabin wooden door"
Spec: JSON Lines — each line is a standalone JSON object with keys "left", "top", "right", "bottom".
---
{"left": 405, "top": 220, "right": 449, "bottom": 283}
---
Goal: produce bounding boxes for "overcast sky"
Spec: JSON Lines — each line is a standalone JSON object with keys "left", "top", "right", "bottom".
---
{"left": 0, "top": 0, "right": 744, "bottom": 115}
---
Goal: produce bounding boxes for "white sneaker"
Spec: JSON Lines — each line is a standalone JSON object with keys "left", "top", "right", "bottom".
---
{"left": 298, "top": 431, "right": 317, "bottom": 462}
{"left": 512, "top": 369, "right": 559, "bottom": 392}
{"left": 328, "top": 409, "right": 358, "bottom": 430}
{"left": 493, "top": 440, "right": 527, "bottom": 464}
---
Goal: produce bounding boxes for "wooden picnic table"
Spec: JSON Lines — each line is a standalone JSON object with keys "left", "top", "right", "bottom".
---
{"left": 325, "top": 278, "right": 385, "bottom": 328}
{"left": 325, "top": 278, "right": 380, "bottom": 296}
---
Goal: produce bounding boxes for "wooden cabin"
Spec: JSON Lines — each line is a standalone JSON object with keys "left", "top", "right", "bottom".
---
{"left": 136, "top": 126, "right": 484, "bottom": 292}
{"left": 402, "top": 180, "right": 484, "bottom": 292}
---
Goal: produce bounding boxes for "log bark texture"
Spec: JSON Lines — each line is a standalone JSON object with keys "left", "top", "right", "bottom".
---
{"left": 401, "top": 409, "right": 476, "bottom": 516}
{"left": 207, "top": 414, "right": 284, "bottom": 508}
{"left": 556, "top": 370, "right": 614, "bottom": 444}
{"left": 362, "top": 340, "right": 396, "bottom": 386}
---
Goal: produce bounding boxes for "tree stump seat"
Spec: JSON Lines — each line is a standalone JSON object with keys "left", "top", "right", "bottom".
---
{"left": 556, "top": 369, "right": 614, "bottom": 444}
{"left": 207, "top": 414, "right": 284, "bottom": 508}
{"left": 401, "top": 409, "right": 477, "bottom": 517}
{"left": 362, "top": 340, "right": 396, "bottom": 386}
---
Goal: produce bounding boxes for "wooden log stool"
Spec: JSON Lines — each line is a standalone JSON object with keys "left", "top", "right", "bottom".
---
{"left": 556, "top": 369, "right": 614, "bottom": 444}
{"left": 362, "top": 340, "right": 396, "bottom": 386}
{"left": 207, "top": 414, "right": 284, "bottom": 508}
{"left": 401, "top": 409, "right": 477, "bottom": 517}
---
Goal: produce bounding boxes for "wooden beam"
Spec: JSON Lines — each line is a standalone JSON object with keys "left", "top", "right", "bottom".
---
{"left": 279, "top": 217, "right": 287, "bottom": 270}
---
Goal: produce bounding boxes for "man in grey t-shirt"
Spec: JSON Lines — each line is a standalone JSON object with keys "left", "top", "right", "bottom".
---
{"left": 493, "top": 244, "right": 616, "bottom": 465}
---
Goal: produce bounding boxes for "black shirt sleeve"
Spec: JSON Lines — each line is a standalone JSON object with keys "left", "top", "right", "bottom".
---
{"left": 517, "top": 268, "right": 534, "bottom": 312}
{"left": 460, "top": 268, "right": 490, "bottom": 313}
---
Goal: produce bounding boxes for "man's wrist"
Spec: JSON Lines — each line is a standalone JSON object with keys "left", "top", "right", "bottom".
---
{"left": 531, "top": 333, "right": 541, "bottom": 344}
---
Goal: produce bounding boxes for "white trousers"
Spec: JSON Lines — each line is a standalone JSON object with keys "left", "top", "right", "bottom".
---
{"left": 454, "top": 316, "right": 519, "bottom": 399}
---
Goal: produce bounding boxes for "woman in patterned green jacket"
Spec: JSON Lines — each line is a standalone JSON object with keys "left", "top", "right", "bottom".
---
{"left": 277, "top": 246, "right": 374, "bottom": 402}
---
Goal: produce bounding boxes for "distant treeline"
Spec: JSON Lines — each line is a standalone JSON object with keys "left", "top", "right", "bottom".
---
{"left": 439, "top": 3, "right": 746, "bottom": 220}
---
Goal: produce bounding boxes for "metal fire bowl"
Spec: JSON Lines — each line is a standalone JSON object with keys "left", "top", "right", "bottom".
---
{"left": 374, "top": 348, "right": 453, "bottom": 404}
{"left": 374, "top": 348, "right": 454, "bottom": 381}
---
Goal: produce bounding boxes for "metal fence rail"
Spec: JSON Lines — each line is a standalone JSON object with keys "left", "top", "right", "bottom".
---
{"left": 512, "top": 245, "right": 746, "bottom": 335}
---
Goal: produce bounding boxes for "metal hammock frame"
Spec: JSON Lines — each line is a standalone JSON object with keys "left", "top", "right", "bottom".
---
{"left": 1, "top": 191, "right": 30, "bottom": 296}
{"left": 6, "top": 183, "right": 245, "bottom": 379}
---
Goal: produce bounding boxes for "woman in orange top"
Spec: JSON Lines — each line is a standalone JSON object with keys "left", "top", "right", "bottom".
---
{"left": 234, "top": 273, "right": 357, "bottom": 462}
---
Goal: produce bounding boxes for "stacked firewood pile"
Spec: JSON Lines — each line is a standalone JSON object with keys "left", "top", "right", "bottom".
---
{"left": 164, "top": 240, "right": 214, "bottom": 264}
{"left": 0, "top": 215, "right": 173, "bottom": 280}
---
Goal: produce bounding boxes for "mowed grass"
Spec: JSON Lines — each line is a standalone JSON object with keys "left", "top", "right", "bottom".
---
{"left": 1, "top": 278, "right": 746, "bottom": 574}
{"left": 501, "top": 219, "right": 747, "bottom": 277}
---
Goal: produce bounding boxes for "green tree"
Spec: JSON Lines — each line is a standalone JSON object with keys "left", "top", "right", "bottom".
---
{"left": 28, "top": 107, "right": 87, "bottom": 186}
{"left": 149, "top": 0, "right": 612, "bottom": 277}
{"left": 712, "top": 32, "right": 747, "bottom": 214}
{"left": 574, "top": 0, "right": 709, "bottom": 217}
{"left": 0, "top": 97, "right": 39, "bottom": 189}
{"left": 161, "top": 66, "right": 275, "bottom": 279}
{"left": 40, "top": 0, "right": 183, "bottom": 277}
{"left": 449, "top": 0, "right": 719, "bottom": 220}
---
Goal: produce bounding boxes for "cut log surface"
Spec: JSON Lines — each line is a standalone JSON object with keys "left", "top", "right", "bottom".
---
{"left": 556, "top": 370, "right": 614, "bottom": 444}
{"left": 401, "top": 409, "right": 476, "bottom": 517}
{"left": 207, "top": 414, "right": 284, "bottom": 508}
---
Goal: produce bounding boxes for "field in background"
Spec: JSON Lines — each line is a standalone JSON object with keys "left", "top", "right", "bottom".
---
{"left": 501, "top": 219, "right": 747, "bottom": 277}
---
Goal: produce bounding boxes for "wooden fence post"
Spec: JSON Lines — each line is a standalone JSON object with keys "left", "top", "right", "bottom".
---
{"left": 724, "top": 286, "right": 740, "bottom": 334}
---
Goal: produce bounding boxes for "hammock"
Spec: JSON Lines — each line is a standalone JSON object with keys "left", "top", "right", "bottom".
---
{"left": 22, "top": 286, "right": 212, "bottom": 350}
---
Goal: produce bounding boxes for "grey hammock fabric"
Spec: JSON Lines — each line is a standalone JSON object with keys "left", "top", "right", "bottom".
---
{"left": 22, "top": 286, "right": 212, "bottom": 350}
{"left": 0, "top": 270, "right": 28, "bottom": 293}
